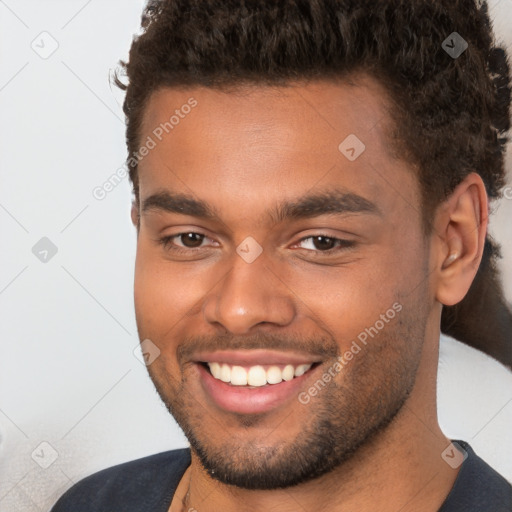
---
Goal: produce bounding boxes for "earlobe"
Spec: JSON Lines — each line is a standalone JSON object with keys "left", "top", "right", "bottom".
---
{"left": 434, "top": 173, "right": 488, "bottom": 307}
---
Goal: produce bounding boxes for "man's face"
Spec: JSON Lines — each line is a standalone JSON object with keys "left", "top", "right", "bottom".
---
{"left": 133, "top": 77, "right": 433, "bottom": 489}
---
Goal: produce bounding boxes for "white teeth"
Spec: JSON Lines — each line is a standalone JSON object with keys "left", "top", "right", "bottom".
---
{"left": 206, "top": 362, "right": 313, "bottom": 386}
{"left": 209, "top": 362, "right": 221, "bottom": 379}
{"left": 294, "top": 364, "right": 310, "bottom": 377}
{"left": 247, "top": 365, "right": 267, "bottom": 387}
{"left": 230, "top": 365, "right": 247, "bottom": 385}
{"left": 282, "top": 364, "right": 295, "bottom": 381}
{"left": 219, "top": 364, "right": 231, "bottom": 383}
{"left": 266, "top": 366, "right": 283, "bottom": 384}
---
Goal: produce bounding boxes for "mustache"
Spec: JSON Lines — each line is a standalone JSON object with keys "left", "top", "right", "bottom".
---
{"left": 176, "top": 331, "right": 340, "bottom": 365}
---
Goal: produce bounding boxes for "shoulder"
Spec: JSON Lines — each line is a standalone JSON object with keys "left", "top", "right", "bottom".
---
{"left": 438, "top": 334, "right": 512, "bottom": 481}
{"left": 50, "top": 447, "right": 191, "bottom": 512}
{"left": 440, "top": 441, "right": 512, "bottom": 512}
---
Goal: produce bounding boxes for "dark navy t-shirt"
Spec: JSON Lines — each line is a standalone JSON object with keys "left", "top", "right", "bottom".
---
{"left": 51, "top": 440, "right": 511, "bottom": 511}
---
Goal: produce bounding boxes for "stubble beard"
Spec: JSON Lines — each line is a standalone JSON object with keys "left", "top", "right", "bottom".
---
{"left": 147, "top": 302, "right": 425, "bottom": 490}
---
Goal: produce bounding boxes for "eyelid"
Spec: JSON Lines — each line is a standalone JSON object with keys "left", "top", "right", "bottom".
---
{"left": 159, "top": 231, "right": 218, "bottom": 250}
{"left": 292, "top": 233, "right": 355, "bottom": 251}
{"left": 173, "top": 232, "right": 215, "bottom": 246}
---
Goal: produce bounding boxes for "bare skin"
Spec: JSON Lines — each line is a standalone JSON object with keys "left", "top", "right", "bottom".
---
{"left": 130, "top": 76, "right": 487, "bottom": 512}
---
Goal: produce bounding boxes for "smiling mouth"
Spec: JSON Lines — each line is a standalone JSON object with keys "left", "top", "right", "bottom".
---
{"left": 199, "top": 361, "right": 321, "bottom": 387}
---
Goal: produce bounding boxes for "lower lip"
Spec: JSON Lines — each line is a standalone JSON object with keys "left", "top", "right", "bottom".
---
{"left": 196, "top": 363, "right": 320, "bottom": 415}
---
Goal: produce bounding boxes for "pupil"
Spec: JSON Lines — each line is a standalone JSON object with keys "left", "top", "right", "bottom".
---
{"left": 182, "top": 233, "right": 204, "bottom": 248}
{"left": 314, "top": 236, "right": 334, "bottom": 250}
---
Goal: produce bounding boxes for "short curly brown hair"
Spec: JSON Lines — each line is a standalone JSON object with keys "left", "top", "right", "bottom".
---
{"left": 115, "top": 0, "right": 512, "bottom": 366}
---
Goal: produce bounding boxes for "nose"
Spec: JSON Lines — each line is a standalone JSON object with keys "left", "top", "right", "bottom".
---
{"left": 202, "top": 253, "right": 296, "bottom": 334}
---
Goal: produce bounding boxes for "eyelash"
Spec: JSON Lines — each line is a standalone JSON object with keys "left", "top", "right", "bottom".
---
{"left": 157, "top": 232, "right": 355, "bottom": 257}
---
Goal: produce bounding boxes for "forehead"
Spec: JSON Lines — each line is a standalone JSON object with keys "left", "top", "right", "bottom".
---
{"left": 137, "top": 76, "right": 420, "bottom": 226}
{"left": 141, "top": 76, "right": 393, "bottom": 156}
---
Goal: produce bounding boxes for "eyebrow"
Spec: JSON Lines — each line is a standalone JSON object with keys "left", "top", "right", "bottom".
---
{"left": 141, "top": 188, "right": 381, "bottom": 224}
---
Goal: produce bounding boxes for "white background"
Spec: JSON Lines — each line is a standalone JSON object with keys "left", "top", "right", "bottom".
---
{"left": 0, "top": 1, "right": 511, "bottom": 511}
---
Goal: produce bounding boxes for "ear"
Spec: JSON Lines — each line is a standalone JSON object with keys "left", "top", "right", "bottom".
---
{"left": 432, "top": 172, "right": 488, "bottom": 306}
{"left": 131, "top": 200, "right": 140, "bottom": 230}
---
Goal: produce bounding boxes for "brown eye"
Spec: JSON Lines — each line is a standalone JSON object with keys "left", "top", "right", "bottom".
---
{"left": 179, "top": 233, "right": 205, "bottom": 248}
{"left": 158, "top": 232, "right": 212, "bottom": 254}
{"left": 310, "top": 236, "right": 336, "bottom": 251}
{"left": 295, "top": 235, "right": 355, "bottom": 256}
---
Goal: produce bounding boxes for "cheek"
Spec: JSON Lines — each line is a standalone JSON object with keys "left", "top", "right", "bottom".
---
{"left": 134, "top": 244, "right": 178, "bottom": 333}
{"left": 289, "top": 244, "right": 421, "bottom": 347}
{"left": 288, "top": 253, "right": 399, "bottom": 325}
{"left": 133, "top": 242, "right": 214, "bottom": 334}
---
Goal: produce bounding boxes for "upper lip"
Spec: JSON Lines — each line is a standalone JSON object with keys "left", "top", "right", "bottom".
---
{"left": 192, "top": 349, "right": 323, "bottom": 366}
